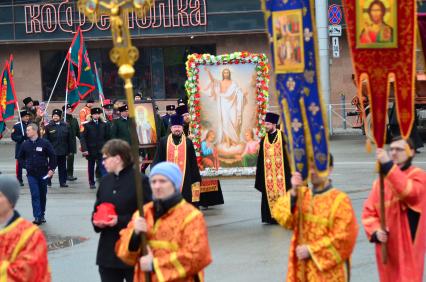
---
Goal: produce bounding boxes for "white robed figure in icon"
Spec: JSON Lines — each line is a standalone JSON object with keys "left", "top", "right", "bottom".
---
{"left": 135, "top": 106, "right": 153, "bottom": 145}
{"left": 204, "top": 67, "right": 244, "bottom": 147}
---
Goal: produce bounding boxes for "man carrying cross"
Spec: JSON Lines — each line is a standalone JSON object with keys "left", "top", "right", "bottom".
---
{"left": 362, "top": 136, "right": 426, "bottom": 282}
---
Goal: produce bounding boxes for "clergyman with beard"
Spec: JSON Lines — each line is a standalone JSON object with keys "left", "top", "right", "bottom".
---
{"left": 152, "top": 114, "right": 201, "bottom": 206}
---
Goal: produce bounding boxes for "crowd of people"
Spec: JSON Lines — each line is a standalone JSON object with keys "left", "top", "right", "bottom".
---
{"left": 0, "top": 95, "right": 425, "bottom": 282}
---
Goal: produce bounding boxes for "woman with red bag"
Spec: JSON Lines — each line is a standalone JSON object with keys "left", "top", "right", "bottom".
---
{"left": 92, "top": 139, "right": 152, "bottom": 282}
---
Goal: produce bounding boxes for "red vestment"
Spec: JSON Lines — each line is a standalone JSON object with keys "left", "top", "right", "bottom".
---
{"left": 116, "top": 200, "right": 212, "bottom": 282}
{"left": 0, "top": 216, "right": 51, "bottom": 281}
{"left": 362, "top": 165, "right": 426, "bottom": 282}
{"left": 273, "top": 187, "right": 358, "bottom": 281}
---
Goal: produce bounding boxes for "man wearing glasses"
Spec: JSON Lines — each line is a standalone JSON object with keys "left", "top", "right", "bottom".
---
{"left": 362, "top": 136, "right": 426, "bottom": 282}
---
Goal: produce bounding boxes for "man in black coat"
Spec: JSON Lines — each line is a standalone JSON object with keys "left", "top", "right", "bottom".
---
{"left": 63, "top": 104, "right": 80, "bottom": 181}
{"left": 18, "top": 123, "right": 57, "bottom": 225}
{"left": 44, "top": 109, "right": 71, "bottom": 188}
{"left": 162, "top": 104, "right": 175, "bottom": 129}
{"left": 11, "top": 110, "right": 31, "bottom": 186}
{"left": 152, "top": 114, "right": 201, "bottom": 206}
{"left": 111, "top": 104, "right": 131, "bottom": 144}
{"left": 255, "top": 113, "right": 292, "bottom": 224}
{"left": 80, "top": 107, "right": 111, "bottom": 189}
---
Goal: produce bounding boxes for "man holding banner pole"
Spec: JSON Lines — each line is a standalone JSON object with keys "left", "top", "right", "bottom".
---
{"left": 261, "top": 0, "right": 359, "bottom": 280}
{"left": 341, "top": 0, "right": 424, "bottom": 280}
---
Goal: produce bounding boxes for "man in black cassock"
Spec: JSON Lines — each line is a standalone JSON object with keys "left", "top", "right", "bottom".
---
{"left": 175, "top": 105, "right": 191, "bottom": 136}
{"left": 255, "top": 112, "right": 292, "bottom": 224}
{"left": 152, "top": 114, "right": 201, "bottom": 206}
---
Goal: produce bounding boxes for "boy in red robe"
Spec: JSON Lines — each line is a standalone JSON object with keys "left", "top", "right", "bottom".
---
{"left": 363, "top": 136, "right": 426, "bottom": 282}
{"left": 0, "top": 175, "right": 50, "bottom": 281}
{"left": 116, "top": 162, "right": 212, "bottom": 282}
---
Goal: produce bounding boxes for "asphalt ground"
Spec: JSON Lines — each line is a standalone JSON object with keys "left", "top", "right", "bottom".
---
{"left": 1, "top": 135, "right": 425, "bottom": 281}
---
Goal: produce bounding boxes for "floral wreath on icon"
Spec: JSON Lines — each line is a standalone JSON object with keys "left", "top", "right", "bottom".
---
{"left": 184, "top": 51, "right": 270, "bottom": 158}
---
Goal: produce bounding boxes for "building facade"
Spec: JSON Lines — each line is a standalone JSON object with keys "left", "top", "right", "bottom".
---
{"left": 0, "top": 0, "right": 270, "bottom": 107}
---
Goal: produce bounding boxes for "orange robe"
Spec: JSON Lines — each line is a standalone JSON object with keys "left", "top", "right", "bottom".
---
{"left": 79, "top": 106, "right": 91, "bottom": 132}
{"left": 116, "top": 200, "right": 212, "bottom": 282}
{"left": 0, "top": 216, "right": 51, "bottom": 281}
{"left": 362, "top": 165, "right": 426, "bottom": 282}
{"left": 272, "top": 187, "right": 358, "bottom": 282}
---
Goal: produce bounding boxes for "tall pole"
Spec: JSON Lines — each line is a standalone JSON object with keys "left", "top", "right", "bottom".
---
{"left": 315, "top": 0, "right": 331, "bottom": 125}
{"left": 45, "top": 56, "right": 67, "bottom": 115}
{"left": 78, "top": 1, "right": 153, "bottom": 281}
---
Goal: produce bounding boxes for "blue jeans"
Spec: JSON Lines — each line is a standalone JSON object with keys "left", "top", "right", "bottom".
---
{"left": 27, "top": 175, "right": 47, "bottom": 220}
{"left": 88, "top": 159, "right": 106, "bottom": 185}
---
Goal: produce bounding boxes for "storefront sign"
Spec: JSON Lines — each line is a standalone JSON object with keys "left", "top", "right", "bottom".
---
{"left": 24, "top": 0, "right": 207, "bottom": 34}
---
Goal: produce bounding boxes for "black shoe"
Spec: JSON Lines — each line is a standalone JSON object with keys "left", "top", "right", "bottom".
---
{"left": 67, "top": 176, "right": 77, "bottom": 181}
{"left": 89, "top": 184, "right": 96, "bottom": 189}
{"left": 19, "top": 181, "right": 24, "bottom": 187}
{"left": 41, "top": 217, "right": 46, "bottom": 223}
{"left": 60, "top": 184, "right": 69, "bottom": 188}
{"left": 32, "top": 219, "right": 42, "bottom": 225}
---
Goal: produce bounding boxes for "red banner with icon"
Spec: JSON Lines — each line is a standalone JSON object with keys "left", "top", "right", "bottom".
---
{"left": 342, "top": 0, "right": 416, "bottom": 147}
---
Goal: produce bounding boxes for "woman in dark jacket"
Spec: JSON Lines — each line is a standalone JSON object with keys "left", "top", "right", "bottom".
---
{"left": 92, "top": 139, "right": 152, "bottom": 282}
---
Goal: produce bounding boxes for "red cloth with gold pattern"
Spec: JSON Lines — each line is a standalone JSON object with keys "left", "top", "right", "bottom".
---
{"left": 342, "top": 0, "right": 416, "bottom": 147}
{"left": 272, "top": 187, "right": 358, "bottom": 281}
{"left": 362, "top": 165, "right": 426, "bottom": 282}
{"left": 116, "top": 200, "right": 212, "bottom": 282}
{"left": 0, "top": 215, "right": 51, "bottom": 281}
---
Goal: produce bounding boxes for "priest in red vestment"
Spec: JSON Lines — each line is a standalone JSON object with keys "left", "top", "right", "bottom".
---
{"left": 363, "top": 136, "right": 426, "bottom": 282}
{"left": 0, "top": 175, "right": 50, "bottom": 281}
{"left": 116, "top": 162, "right": 212, "bottom": 282}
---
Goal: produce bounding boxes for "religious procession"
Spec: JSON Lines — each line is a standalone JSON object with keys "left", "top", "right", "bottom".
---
{"left": 0, "top": 0, "right": 425, "bottom": 281}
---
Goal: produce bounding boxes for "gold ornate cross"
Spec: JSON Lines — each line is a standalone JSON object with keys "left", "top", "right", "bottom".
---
{"left": 78, "top": 2, "right": 153, "bottom": 278}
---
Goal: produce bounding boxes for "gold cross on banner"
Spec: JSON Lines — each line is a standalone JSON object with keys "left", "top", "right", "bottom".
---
{"left": 291, "top": 118, "right": 303, "bottom": 132}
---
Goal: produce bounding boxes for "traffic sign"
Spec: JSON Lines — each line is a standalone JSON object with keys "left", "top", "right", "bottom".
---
{"left": 332, "top": 37, "right": 340, "bottom": 58}
{"left": 328, "top": 4, "right": 343, "bottom": 25}
{"left": 328, "top": 25, "right": 342, "bottom": 36}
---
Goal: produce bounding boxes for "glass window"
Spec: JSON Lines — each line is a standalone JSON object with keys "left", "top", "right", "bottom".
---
{"left": 41, "top": 50, "right": 68, "bottom": 102}
{"left": 163, "top": 45, "right": 216, "bottom": 99}
{"left": 41, "top": 44, "right": 214, "bottom": 101}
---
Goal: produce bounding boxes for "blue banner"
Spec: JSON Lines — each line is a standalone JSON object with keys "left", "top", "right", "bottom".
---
{"left": 263, "top": 0, "right": 329, "bottom": 179}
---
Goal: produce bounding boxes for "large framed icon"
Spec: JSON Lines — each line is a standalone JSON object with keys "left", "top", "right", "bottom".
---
{"left": 356, "top": 0, "right": 398, "bottom": 49}
{"left": 185, "top": 52, "right": 270, "bottom": 175}
{"left": 134, "top": 101, "right": 158, "bottom": 146}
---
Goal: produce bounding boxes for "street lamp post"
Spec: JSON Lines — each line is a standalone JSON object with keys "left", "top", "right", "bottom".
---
{"left": 78, "top": 1, "right": 153, "bottom": 280}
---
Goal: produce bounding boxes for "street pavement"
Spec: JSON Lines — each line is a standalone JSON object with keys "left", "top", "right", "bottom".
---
{"left": 1, "top": 135, "right": 425, "bottom": 282}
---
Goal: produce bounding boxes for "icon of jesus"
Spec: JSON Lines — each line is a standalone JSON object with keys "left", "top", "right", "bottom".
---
{"left": 204, "top": 67, "right": 244, "bottom": 147}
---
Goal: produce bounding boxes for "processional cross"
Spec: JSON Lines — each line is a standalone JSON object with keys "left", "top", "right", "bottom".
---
{"left": 78, "top": 1, "right": 153, "bottom": 280}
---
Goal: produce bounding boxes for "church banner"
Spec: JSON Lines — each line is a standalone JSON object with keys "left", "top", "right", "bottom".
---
{"left": 185, "top": 52, "right": 269, "bottom": 176}
{"left": 342, "top": 0, "right": 416, "bottom": 147}
{"left": 262, "top": 0, "right": 330, "bottom": 179}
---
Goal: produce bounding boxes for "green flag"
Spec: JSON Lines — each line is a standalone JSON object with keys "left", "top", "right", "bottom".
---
{"left": 78, "top": 44, "right": 96, "bottom": 99}
{"left": 0, "top": 61, "right": 17, "bottom": 121}
{"left": 67, "top": 28, "right": 95, "bottom": 99}
{"left": 67, "top": 63, "right": 80, "bottom": 109}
